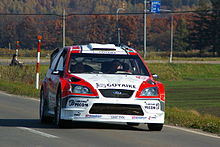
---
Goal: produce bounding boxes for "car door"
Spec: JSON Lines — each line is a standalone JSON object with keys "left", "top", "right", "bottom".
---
{"left": 47, "top": 49, "right": 66, "bottom": 113}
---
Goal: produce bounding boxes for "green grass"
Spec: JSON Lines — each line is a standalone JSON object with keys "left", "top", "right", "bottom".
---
{"left": 148, "top": 63, "right": 220, "bottom": 81}
{"left": 164, "top": 80, "right": 220, "bottom": 117}
{"left": 0, "top": 80, "right": 39, "bottom": 98}
{"left": 166, "top": 107, "right": 220, "bottom": 134}
{"left": 0, "top": 65, "right": 49, "bottom": 98}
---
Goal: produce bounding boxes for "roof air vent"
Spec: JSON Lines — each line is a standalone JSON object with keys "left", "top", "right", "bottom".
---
{"left": 88, "top": 43, "right": 116, "bottom": 50}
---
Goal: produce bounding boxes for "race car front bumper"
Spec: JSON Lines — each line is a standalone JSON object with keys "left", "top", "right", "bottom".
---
{"left": 60, "top": 96, "right": 165, "bottom": 124}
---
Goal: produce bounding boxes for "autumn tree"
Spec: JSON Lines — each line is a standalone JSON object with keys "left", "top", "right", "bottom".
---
{"left": 209, "top": 0, "right": 220, "bottom": 56}
{"left": 188, "top": 2, "right": 212, "bottom": 55}
{"left": 147, "top": 15, "right": 171, "bottom": 51}
{"left": 1, "top": 17, "right": 18, "bottom": 48}
{"left": 174, "top": 16, "right": 190, "bottom": 51}
{"left": 0, "top": 0, "right": 215, "bottom": 52}
{"left": 16, "top": 16, "right": 39, "bottom": 49}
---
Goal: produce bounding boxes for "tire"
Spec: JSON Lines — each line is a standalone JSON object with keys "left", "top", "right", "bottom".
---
{"left": 148, "top": 123, "right": 163, "bottom": 131}
{"left": 127, "top": 122, "right": 140, "bottom": 126}
{"left": 40, "top": 89, "right": 50, "bottom": 123}
{"left": 55, "top": 90, "right": 66, "bottom": 128}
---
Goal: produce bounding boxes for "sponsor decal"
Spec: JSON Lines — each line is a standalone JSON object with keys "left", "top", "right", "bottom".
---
{"left": 96, "top": 83, "right": 106, "bottom": 88}
{"left": 68, "top": 99, "right": 89, "bottom": 107}
{"left": 148, "top": 115, "right": 157, "bottom": 120}
{"left": 111, "top": 116, "right": 125, "bottom": 119}
{"left": 145, "top": 102, "right": 160, "bottom": 110}
{"left": 73, "top": 112, "right": 81, "bottom": 116}
{"left": 96, "top": 83, "right": 136, "bottom": 89}
{"left": 132, "top": 116, "right": 147, "bottom": 119}
{"left": 135, "top": 76, "right": 148, "bottom": 80}
{"left": 85, "top": 114, "right": 102, "bottom": 118}
{"left": 98, "top": 51, "right": 116, "bottom": 54}
{"left": 112, "top": 91, "right": 122, "bottom": 95}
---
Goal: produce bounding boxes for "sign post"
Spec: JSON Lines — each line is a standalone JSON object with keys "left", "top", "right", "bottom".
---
{"left": 36, "top": 35, "right": 42, "bottom": 89}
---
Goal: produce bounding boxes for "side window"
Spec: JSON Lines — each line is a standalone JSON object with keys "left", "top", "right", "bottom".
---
{"left": 50, "top": 49, "right": 64, "bottom": 70}
{"left": 50, "top": 48, "right": 60, "bottom": 68}
{"left": 56, "top": 56, "right": 64, "bottom": 71}
{"left": 55, "top": 50, "right": 67, "bottom": 71}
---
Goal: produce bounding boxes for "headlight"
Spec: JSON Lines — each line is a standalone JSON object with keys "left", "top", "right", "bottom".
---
{"left": 72, "top": 85, "right": 92, "bottom": 94}
{"left": 140, "top": 87, "right": 158, "bottom": 96}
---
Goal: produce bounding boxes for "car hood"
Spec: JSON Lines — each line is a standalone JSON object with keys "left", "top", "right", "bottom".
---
{"left": 73, "top": 74, "right": 150, "bottom": 90}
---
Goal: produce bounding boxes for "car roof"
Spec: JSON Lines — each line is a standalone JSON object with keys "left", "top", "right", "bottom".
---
{"left": 66, "top": 43, "right": 138, "bottom": 55}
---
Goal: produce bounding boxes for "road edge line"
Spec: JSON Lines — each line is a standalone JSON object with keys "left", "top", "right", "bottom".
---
{"left": 17, "top": 127, "right": 59, "bottom": 138}
{"left": 0, "top": 90, "right": 39, "bottom": 101}
{"left": 164, "top": 125, "right": 220, "bottom": 139}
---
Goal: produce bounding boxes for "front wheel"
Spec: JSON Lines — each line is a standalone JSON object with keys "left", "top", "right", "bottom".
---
{"left": 148, "top": 123, "right": 163, "bottom": 131}
{"left": 127, "top": 122, "right": 140, "bottom": 126}
{"left": 55, "top": 91, "right": 66, "bottom": 128}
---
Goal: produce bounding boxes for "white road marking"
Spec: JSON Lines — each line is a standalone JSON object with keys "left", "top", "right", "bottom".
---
{"left": 17, "top": 127, "right": 59, "bottom": 138}
{"left": 0, "top": 91, "right": 39, "bottom": 101}
{"left": 0, "top": 91, "right": 12, "bottom": 96}
{"left": 165, "top": 125, "right": 220, "bottom": 139}
{"left": 21, "top": 96, "right": 40, "bottom": 101}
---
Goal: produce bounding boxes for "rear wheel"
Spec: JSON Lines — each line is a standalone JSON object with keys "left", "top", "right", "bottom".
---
{"left": 40, "top": 89, "right": 50, "bottom": 123}
{"left": 148, "top": 123, "right": 163, "bottom": 131}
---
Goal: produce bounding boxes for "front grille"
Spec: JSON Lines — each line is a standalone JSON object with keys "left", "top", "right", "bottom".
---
{"left": 99, "top": 89, "right": 134, "bottom": 98}
{"left": 89, "top": 103, "right": 144, "bottom": 115}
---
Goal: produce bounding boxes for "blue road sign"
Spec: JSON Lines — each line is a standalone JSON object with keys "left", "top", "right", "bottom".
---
{"left": 151, "top": 1, "right": 161, "bottom": 13}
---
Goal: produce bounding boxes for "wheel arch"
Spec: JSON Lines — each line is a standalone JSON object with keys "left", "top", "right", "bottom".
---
{"left": 157, "top": 82, "right": 165, "bottom": 101}
{"left": 58, "top": 78, "right": 71, "bottom": 98}
{"left": 56, "top": 83, "right": 62, "bottom": 98}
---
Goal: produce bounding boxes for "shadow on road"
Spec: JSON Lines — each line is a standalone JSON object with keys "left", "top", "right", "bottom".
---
{"left": 0, "top": 119, "right": 148, "bottom": 131}
{"left": 0, "top": 119, "right": 54, "bottom": 129}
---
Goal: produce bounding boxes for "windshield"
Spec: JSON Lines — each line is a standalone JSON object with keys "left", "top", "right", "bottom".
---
{"left": 69, "top": 53, "right": 149, "bottom": 76}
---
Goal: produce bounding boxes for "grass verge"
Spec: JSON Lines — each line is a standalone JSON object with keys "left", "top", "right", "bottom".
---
{"left": 0, "top": 80, "right": 39, "bottom": 98}
{"left": 0, "top": 64, "right": 47, "bottom": 98}
{"left": 166, "top": 107, "right": 220, "bottom": 134}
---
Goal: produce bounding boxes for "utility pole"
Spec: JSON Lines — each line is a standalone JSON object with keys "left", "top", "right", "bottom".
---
{"left": 169, "top": 14, "right": 174, "bottom": 63}
{"left": 116, "top": 8, "right": 125, "bottom": 46}
{"left": 161, "top": 9, "right": 174, "bottom": 63}
{"left": 145, "top": 0, "right": 161, "bottom": 59}
{"left": 63, "top": 9, "right": 66, "bottom": 47}
{"left": 144, "top": 0, "right": 147, "bottom": 59}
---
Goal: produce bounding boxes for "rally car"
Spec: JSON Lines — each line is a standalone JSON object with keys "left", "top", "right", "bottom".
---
{"left": 40, "top": 43, "right": 165, "bottom": 131}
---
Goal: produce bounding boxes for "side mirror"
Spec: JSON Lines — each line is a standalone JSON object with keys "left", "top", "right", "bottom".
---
{"left": 52, "top": 70, "right": 64, "bottom": 76}
{"left": 152, "top": 73, "right": 159, "bottom": 79}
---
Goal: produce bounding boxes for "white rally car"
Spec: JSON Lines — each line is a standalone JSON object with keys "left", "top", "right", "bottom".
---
{"left": 40, "top": 43, "right": 165, "bottom": 131}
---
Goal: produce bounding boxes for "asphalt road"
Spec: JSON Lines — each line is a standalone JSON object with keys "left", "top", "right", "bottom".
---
{"left": 0, "top": 92, "right": 219, "bottom": 147}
